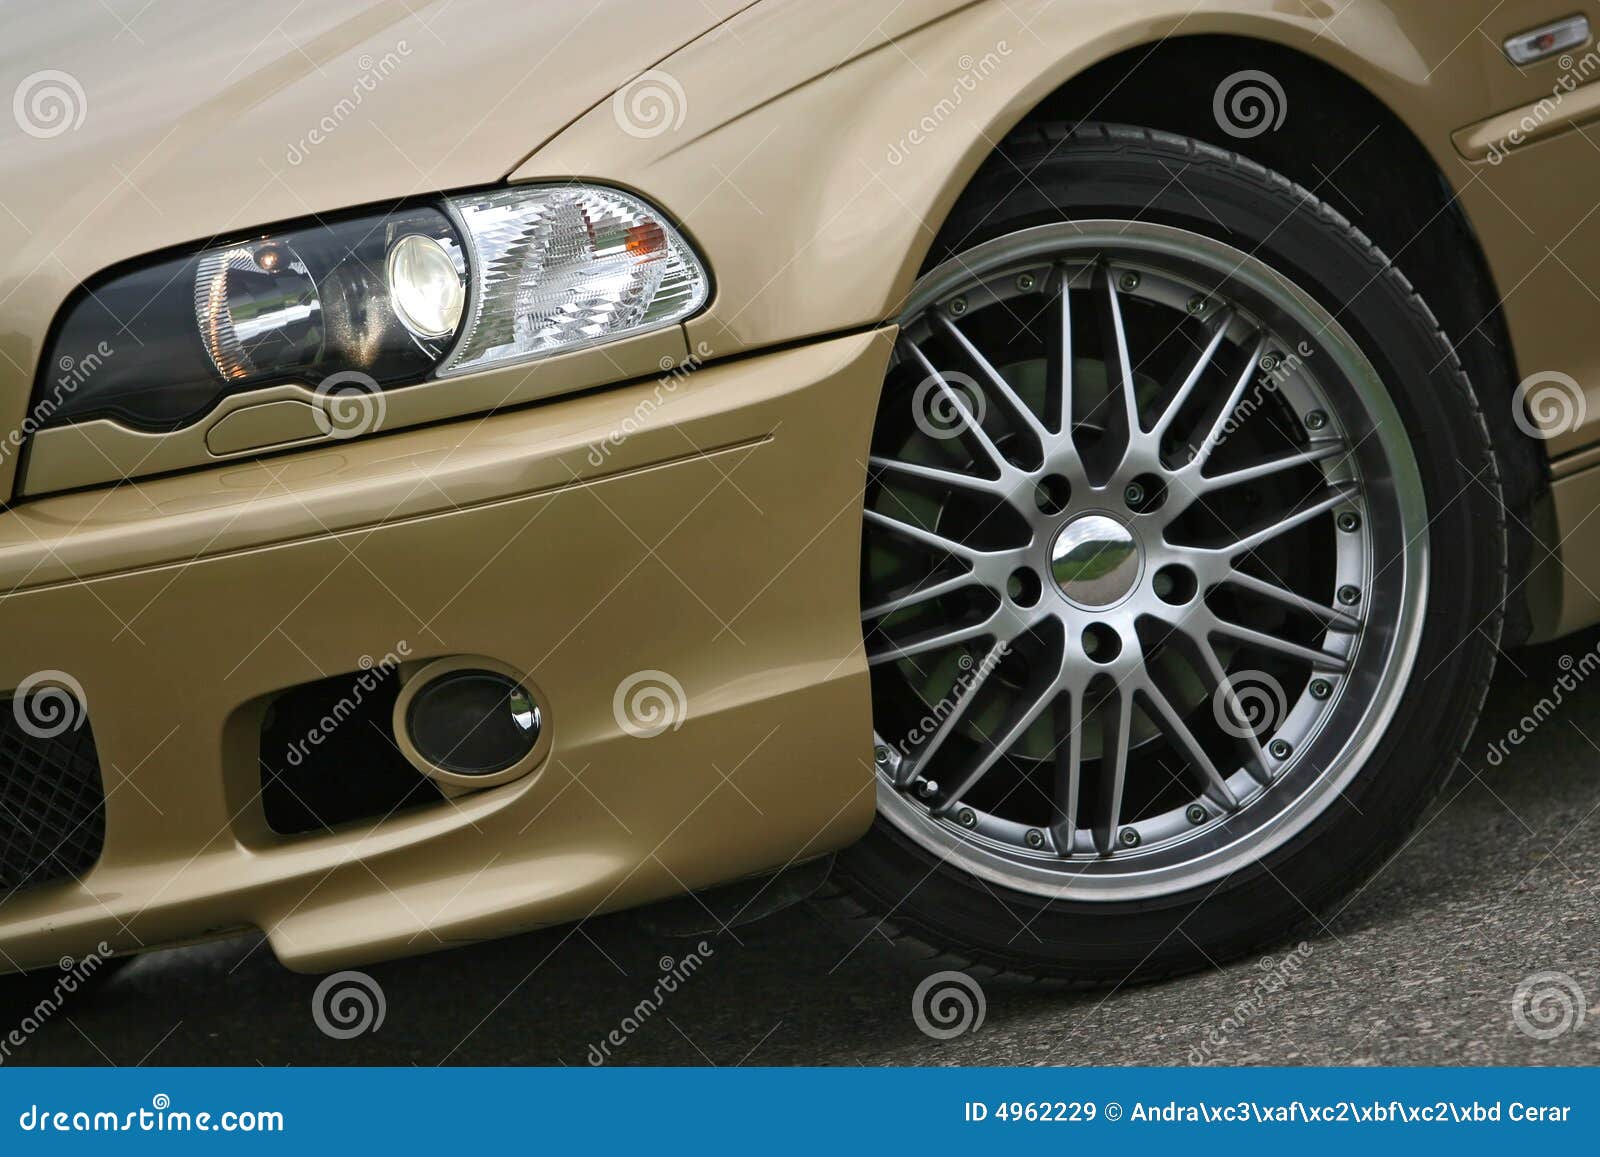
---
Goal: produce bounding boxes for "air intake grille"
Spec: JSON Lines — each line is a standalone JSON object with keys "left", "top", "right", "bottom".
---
{"left": 0, "top": 701, "right": 106, "bottom": 892}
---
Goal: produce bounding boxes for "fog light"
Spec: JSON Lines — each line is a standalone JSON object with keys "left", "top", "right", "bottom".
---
{"left": 404, "top": 669, "right": 540, "bottom": 776}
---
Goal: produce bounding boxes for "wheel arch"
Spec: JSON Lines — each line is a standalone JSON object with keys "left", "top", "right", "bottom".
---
{"left": 940, "top": 32, "right": 1545, "bottom": 643}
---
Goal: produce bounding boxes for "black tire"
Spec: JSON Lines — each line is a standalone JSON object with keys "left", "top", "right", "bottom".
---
{"left": 823, "top": 122, "right": 1506, "bottom": 985}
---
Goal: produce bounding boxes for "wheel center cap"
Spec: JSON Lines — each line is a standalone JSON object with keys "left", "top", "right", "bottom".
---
{"left": 1051, "top": 514, "right": 1141, "bottom": 608}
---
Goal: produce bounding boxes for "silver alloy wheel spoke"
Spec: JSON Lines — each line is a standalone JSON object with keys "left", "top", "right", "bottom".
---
{"left": 864, "top": 222, "right": 1426, "bottom": 897}
{"left": 1048, "top": 692, "right": 1084, "bottom": 851}
{"left": 936, "top": 313, "right": 1052, "bottom": 448}
{"left": 1091, "top": 687, "right": 1134, "bottom": 855}
{"left": 1140, "top": 680, "right": 1240, "bottom": 810}
{"left": 868, "top": 454, "right": 999, "bottom": 494}
{"left": 866, "top": 613, "right": 1001, "bottom": 667}
{"left": 1192, "top": 636, "right": 1275, "bottom": 785}
{"left": 861, "top": 507, "right": 980, "bottom": 562}
{"left": 901, "top": 339, "right": 1009, "bottom": 472}
{"left": 1218, "top": 487, "right": 1356, "bottom": 558}
{"left": 933, "top": 678, "right": 1061, "bottom": 818}
{"left": 1184, "top": 334, "right": 1268, "bottom": 473}
{"left": 1057, "top": 271, "right": 1075, "bottom": 435}
{"left": 897, "top": 638, "right": 1013, "bottom": 785}
{"left": 1151, "top": 309, "right": 1236, "bottom": 442}
{"left": 861, "top": 571, "right": 983, "bottom": 621}
{"left": 1223, "top": 569, "right": 1361, "bottom": 631}
{"left": 1102, "top": 271, "right": 1142, "bottom": 447}
{"left": 1209, "top": 618, "right": 1349, "bottom": 672}
{"left": 1197, "top": 441, "right": 1345, "bottom": 492}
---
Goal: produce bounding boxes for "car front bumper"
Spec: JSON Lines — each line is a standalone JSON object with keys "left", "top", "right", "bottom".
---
{"left": 0, "top": 329, "right": 891, "bottom": 973}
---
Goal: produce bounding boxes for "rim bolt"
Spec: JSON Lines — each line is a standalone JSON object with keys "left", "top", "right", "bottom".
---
{"left": 873, "top": 744, "right": 891, "bottom": 767}
{"left": 1117, "top": 827, "right": 1141, "bottom": 848}
{"left": 1337, "top": 584, "right": 1361, "bottom": 605}
{"left": 1118, "top": 271, "right": 1140, "bottom": 292}
{"left": 1337, "top": 511, "right": 1361, "bottom": 533}
{"left": 1016, "top": 273, "right": 1036, "bottom": 292}
{"left": 1269, "top": 739, "right": 1293, "bottom": 760}
{"left": 1310, "top": 679, "right": 1332, "bottom": 700}
{"left": 1259, "top": 352, "right": 1282, "bottom": 373}
{"left": 957, "top": 808, "right": 977, "bottom": 828}
{"left": 1186, "top": 295, "right": 1208, "bottom": 315}
{"left": 1025, "top": 828, "right": 1045, "bottom": 849}
{"left": 948, "top": 296, "right": 967, "bottom": 316}
{"left": 1186, "top": 804, "right": 1208, "bottom": 825}
{"left": 1305, "top": 410, "right": 1328, "bottom": 431}
{"left": 1124, "top": 482, "right": 1145, "bottom": 507}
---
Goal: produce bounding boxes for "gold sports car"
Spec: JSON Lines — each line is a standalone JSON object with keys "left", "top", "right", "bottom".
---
{"left": 0, "top": 0, "right": 1594, "bottom": 985}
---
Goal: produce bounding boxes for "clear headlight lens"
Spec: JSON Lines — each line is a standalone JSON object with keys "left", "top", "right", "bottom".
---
{"left": 387, "top": 233, "right": 466, "bottom": 340}
{"left": 35, "top": 185, "right": 707, "bottom": 433}
{"left": 439, "top": 187, "right": 708, "bottom": 377}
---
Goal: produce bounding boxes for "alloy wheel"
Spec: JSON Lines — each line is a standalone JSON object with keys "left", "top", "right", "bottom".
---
{"left": 862, "top": 221, "right": 1428, "bottom": 901}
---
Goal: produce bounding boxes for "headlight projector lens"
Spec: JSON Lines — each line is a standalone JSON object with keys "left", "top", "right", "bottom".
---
{"left": 387, "top": 233, "right": 465, "bottom": 340}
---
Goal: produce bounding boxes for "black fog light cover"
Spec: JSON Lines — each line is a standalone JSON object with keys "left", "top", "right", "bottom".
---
{"left": 404, "top": 670, "right": 541, "bottom": 777}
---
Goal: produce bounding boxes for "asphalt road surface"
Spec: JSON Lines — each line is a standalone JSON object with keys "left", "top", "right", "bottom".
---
{"left": 9, "top": 628, "right": 1600, "bottom": 1067}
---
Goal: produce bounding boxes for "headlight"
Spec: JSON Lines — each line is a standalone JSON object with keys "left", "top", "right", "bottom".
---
{"left": 37, "top": 186, "right": 708, "bottom": 432}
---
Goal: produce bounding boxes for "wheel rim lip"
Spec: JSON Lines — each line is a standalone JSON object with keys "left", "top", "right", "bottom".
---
{"left": 870, "top": 220, "right": 1430, "bottom": 902}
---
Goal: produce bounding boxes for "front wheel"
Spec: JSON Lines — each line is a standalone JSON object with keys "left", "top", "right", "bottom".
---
{"left": 823, "top": 124, "right": 1505, "bottom": 983}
